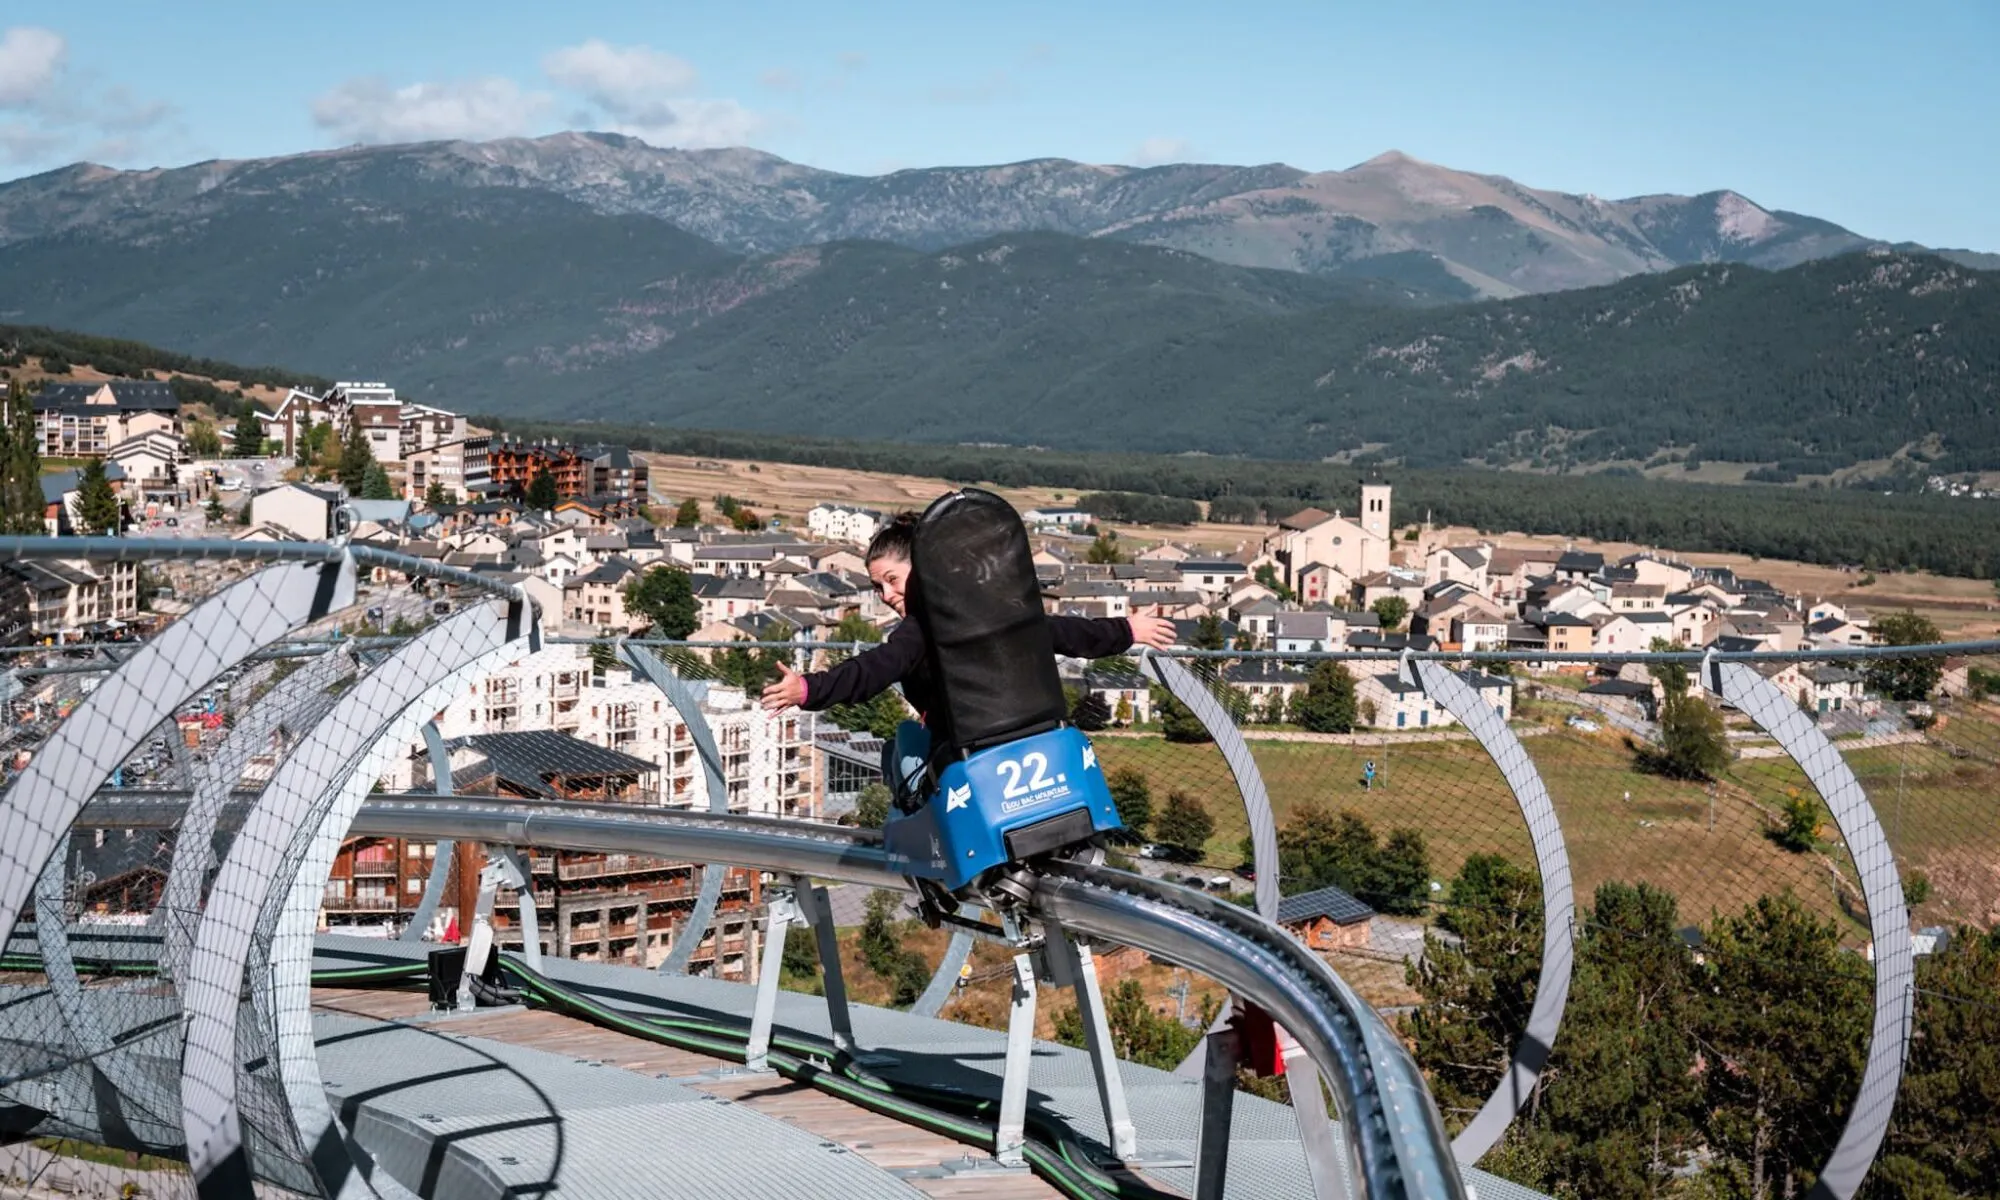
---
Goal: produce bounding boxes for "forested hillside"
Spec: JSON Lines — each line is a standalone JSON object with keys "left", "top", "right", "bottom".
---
{"left": 554, "top": 248, "right": 1997, "bottom": 472}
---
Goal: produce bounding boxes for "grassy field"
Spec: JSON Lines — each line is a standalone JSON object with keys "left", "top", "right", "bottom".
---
{"left": 1093, "top": 698, "right": 2000, "bottom": 941}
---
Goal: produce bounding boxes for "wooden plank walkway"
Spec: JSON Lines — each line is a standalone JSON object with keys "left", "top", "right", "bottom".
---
{"left": 313, "top": 988, "right": 1066, "bottom": 1200}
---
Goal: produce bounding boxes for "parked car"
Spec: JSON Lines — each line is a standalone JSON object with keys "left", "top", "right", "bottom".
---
{"left": 1138, "top": 843, "right": 1173, "bottom": 860}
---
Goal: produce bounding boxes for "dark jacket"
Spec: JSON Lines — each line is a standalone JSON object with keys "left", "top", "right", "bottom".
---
{"left": 801, "top": 615, "right": 1133, "bottom": 720}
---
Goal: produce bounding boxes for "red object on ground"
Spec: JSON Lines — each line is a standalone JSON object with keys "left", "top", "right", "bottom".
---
{"left": 442, "top": 915, "right": 461, "bottom": 943}
{"left": 1235, "top": 1001, "right": 1285, "bottom": 1077}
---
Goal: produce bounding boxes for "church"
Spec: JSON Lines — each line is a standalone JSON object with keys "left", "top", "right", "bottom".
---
{"left": 1263, "top": 482, "right": 1394, "bottom": 601}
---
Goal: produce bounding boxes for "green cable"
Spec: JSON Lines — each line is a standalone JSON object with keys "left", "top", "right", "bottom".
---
{"left": 489, "top": 955, "right": 1155, "bottom": 1200}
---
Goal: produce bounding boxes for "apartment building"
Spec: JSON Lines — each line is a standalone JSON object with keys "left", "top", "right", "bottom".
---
{"left": 404, "top": 435, "right": 492, "bottom": 502}
{"left": 32, "top": 381, "right": 180, "bottom": 458}
{"left": 0, "top": 558, "right": 139, "bottom": 641}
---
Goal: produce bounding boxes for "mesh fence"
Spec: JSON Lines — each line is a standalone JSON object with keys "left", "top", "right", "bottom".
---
{"left": 3, "top": 534, "right": 1996, "bottom": 1200}
{"left": 1094, "top": 644, "right": 1998, "bottom": 1200}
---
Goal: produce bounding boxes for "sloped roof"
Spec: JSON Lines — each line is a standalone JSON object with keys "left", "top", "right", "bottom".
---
{"left": 1276, "top": 885, "right": 1375, "bottom": 926}
{"left": 33, "top": 380, "right": 179, "bottom": 414}
{"left": 448, "top": 731, "right": 654, "bottom": 797}
{"left": 1221, "top": 660, "right": 1307, "bottom": 685}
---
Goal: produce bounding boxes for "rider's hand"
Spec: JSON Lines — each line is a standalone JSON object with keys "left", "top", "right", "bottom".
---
{"left": 1127, "top": 606, "right": 1177, "bottom": 651}
{"left": 760, "top": 663, "right": 808, "bottom": 713}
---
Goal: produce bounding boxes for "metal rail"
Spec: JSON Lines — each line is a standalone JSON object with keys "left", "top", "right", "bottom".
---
{"left": 72, "top": 791, "right": 1463, "bottom": 1197}
{"left": 0, "top": 536, "right": 534, "bottom": 615}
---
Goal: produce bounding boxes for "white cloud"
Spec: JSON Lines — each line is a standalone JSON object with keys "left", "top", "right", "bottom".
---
{"left": 544, "top": 39, "right": 698, "bottom": 125}
{"left": 593, "top": 98, "right": 762, "bottom": 150}
{"left": 0, "top": 26, "right": 65, "bottom": 108}
{"left": 541, "top": 39, "right": 761, "bottom": 149}
{"left": 0, "top": 27, "right": 184, "bottom": 169}
{"left": 310, "top": 76, "right": 552, "bottom": 144}
{"left": 1131, "top": 137, "right": 1196, "bottom": 167}
{"left": 758, "top": 68, "right": 801, "bottom": 93}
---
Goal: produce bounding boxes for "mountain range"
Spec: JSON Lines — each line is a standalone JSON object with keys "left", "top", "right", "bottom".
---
{"left": 5, "top": 133, "right": 1994, "bottom": 298}
{"left": 0, "top": 133, "right": 1994, "bottom": 472}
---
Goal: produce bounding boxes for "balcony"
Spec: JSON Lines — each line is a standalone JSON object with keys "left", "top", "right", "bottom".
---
{"left": 555, "top": 852, "right": 687, "bottom": 882}
{"left": 323, "top": 894, "right": 399, "bottom": 913}
{"left": 350, "top": 861, "right": 399, "bottom": 878}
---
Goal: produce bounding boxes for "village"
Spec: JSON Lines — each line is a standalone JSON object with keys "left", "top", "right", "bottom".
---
{"left": 3, "top": 374, "right": 1974, "bottom": 979}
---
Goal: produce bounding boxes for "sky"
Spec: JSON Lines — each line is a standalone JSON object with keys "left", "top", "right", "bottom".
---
{"left": 1, "top": 0, "right": 1994, "bottom": 250}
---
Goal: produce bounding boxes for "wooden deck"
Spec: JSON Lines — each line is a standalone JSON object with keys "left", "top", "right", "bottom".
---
{"left": 313, "top": 987, "right": 1067, "bottom": 1200}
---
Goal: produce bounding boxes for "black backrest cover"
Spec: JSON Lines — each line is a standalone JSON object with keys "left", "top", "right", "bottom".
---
{"left": 907, "top": 488, "right": 1067, "bottom": 755}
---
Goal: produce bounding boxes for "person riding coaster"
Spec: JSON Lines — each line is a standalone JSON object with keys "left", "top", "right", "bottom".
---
{"left": 762, "top": 490, "right": 1174, "bottom": 921}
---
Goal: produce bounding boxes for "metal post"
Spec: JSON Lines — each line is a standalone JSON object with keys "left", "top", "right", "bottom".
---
{"left": 1279, "top": 1031, "right": 1349, "bottom": 1200}
{"left": 791, "top": 877, "right": 857, "bottom": 1056}
{"left": 457, "top": 855, "right": 508, "bottom": 1011}
{"left": 494, "top": 845, "right": 542, "bottom": 974}
{"left": 745, "top": 887, "right": 797, "bottom": 1072}
{"left": 996, "top": 952, "right": 1039, "bottom": 1167}
{"left": 399, "top": 721, "right": 458, "bottom": 942}
{"left": 1194, "top": 1022, "right": 1240, "bottom": 1199}
{"left": 1048, "top": 926, "right": 1137, "bottom": 1160}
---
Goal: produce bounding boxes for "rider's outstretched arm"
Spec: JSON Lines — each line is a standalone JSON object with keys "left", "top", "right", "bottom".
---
{"left": 797, "top": 619, "right": 926, "bottom": 709}
{"left": 1049, "top": 614, "right": 1136, "bottom": 658}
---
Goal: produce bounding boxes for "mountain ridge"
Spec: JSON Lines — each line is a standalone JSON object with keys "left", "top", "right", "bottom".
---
{"left": 6, "top": 132, "right": 1993, "bottom": 295}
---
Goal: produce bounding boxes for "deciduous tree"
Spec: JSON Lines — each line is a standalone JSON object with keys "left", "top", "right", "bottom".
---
{"left": 1289, "top": 660, "right": 1358, "bottom": 733}
{"left": 1867, "top": 611, "right": 1945, "bottom": 701}
{"left": 1153, "top": 789, "right": 1214, "bottom": 854}
{"left": 623, "top": 565, "right": 699, "bottom": 638}
{"left": 1106, "top": 766, "right": 1153, "bottom": 839}
{"left": 1070, "top": 689, "right": 1111, "bottom": 731}
{"left": 186, "top": 420, "right": 222, "bottom": 458}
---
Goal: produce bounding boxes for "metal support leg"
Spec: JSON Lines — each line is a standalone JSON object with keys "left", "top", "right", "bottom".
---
{"left": 996, "top": 952, "right": 1039, "bottom": 1167}
{"left": 745, "top": 889, "right": 797, "bottom": 1072}
{"left": 1194, "top": 1023, "right": 1240, "bottom": 1200}
{"left": 495, "top": 845, "right": 542, "bottom": 974}
{"left": 790, "top": 878, "right": 857, "bottom": 1056}
{"left": 1279, "top": 1031, "right": 1349, "bottom": 1200}
{"left": 457, "top": 856, "right": 505, "bottom": 1011}
{"left": 1048, "top": 926, "right": 1137, "bottom": 1160}
{"left": 400, "top": 721, "right": 458, "bottom": 943}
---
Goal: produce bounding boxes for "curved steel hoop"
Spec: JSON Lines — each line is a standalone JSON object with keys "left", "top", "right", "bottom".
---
{"left": 1713, "top": 662, "right": 1912, "bottom": 1200}
{"left": 0, "top": 559, "right": 355, "bottom": 945}
{"left": 178, "top": 600, "right": 523, "bottom": 1199}
{"left": 1411, "top": 660, "right": 1577, "bottom": 1165}
{"left": 622, "top": 646, "right": 732, "bottom": 974}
